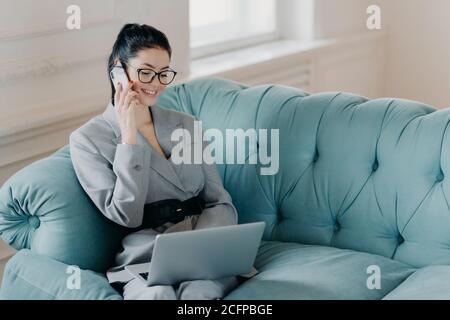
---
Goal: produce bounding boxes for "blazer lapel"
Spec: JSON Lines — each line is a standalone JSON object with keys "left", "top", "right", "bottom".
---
{"left": 148, "top": 104, "right": 186, "bottom": 191}
{"left": 102, "top": 102, "right": 186, "bottom": 192}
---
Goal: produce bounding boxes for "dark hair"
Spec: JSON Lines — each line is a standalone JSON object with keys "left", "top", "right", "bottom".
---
{"left": 107, "top": 23, "right": 172, "bottom": 104}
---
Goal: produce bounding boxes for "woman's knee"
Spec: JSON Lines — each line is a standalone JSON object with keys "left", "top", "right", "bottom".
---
{"left": 123, "top": 279, "right": 176, "bottom": 300}
{"left": 177, "top": 277, "right": 239, "bottom": 300}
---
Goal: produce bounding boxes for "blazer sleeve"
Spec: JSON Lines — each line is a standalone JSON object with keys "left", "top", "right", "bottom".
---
{"left": 193, "top": 138, "right": 238, "bottom": 230}
{"left": 69, "top": 130, "right": 151, "bottom": 228}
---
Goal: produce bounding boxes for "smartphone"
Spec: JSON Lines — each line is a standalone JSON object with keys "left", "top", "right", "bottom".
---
{"left": 110, "top": 61, "right": 130, "bottom": 90}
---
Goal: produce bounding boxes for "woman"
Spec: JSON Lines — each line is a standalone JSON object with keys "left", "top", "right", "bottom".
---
{"left": 69, "top": 23, "right": 239, "bottom": 300}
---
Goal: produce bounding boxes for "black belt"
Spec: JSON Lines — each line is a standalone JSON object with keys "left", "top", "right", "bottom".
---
{"left": 141, "top": 195, "right": 205, "bottom": 229}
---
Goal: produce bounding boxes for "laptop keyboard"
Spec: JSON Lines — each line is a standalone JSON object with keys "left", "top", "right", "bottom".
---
{"left": 139, "top": 272, "right": 149, "bottom": 281}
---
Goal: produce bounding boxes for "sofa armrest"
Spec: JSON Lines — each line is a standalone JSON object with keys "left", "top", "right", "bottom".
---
{"left": 0, "top": 249, "right": 122, "bottom": 300}
{"left": 0, "top": 145, "right": 128, "bottom": 274}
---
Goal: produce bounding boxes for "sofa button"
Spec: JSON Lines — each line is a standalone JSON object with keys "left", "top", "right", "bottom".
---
{"left": 334, "top": 222, "right": 340, "bottom": 232}
{"left": 134, "top": 164, "right": 142, "bottom": 171}
{"left": 436, "top": 172, "right": 444, "bottom": 182}
{"left": 313, "top": 151, "right": 319, "bottom": 163}
{"left": 397, "top": 235, "right": 404, "bottom": 244}
{"left": 372, "top": 161, "right": 379, "bottom": 172}
{"left": 27, "top": 216, "right": 41, "bottom": 229}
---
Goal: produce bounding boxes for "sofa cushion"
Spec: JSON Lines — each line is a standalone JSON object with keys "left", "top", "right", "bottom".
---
{"left": 0, "top": 249, "right": 122, "bottom": 300}
{"left": 225, "top": 241, "right": 416, "bottom": 300}
{"left": 382, "top": 265, "right": 450, "bottom": 300}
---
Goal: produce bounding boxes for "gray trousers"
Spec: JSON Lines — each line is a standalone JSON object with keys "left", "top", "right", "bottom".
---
{"left": 122, "top": 276, "right": 240, "bottom": 300}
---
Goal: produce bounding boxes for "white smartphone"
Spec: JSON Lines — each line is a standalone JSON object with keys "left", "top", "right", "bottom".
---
{"left": 110, "top": 62, "right": 130, "bottom": 90}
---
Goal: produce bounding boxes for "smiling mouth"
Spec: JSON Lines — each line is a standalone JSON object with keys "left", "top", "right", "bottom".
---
{"left": 141, "top": 89, "right": 158, "bottom": 96}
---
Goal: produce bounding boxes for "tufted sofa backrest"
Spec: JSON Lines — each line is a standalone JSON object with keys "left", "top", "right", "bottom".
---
{"left": 157, "top": 77, "right": 450, "bottom": 268}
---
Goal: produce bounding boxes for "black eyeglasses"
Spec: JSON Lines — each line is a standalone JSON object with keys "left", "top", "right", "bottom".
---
{"left": 126, "top": 63, "right": 177, "bottom": 85}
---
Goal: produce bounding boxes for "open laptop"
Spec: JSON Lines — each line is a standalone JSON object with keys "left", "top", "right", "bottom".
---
{"left": 125, "top": 221, "right": 265, "bottom": 286}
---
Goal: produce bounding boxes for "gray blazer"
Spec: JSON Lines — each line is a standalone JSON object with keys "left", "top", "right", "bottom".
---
{"left": 69, "top": 102, "right": 238, "bottom": 283}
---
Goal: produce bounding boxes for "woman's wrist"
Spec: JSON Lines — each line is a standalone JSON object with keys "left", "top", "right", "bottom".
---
{"left": 121, "top": 134, "right": 137, "bottom": 145}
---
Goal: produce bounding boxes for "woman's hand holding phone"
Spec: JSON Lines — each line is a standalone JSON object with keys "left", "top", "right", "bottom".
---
{"left": 114, "top": 81, "right": 143, "bottom": 145}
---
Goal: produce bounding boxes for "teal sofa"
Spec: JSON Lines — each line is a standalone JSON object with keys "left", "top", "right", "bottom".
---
{"left": 1, "top": 77, "right": 450, "bottom": 300}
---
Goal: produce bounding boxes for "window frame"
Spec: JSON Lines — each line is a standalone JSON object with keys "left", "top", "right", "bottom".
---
{"left": 189, "top": 0, "right": 281, "bottom": 59}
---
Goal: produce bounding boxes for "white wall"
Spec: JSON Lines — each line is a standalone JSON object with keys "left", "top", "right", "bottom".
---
{"left": 381, "top": 0, "right": 450, "bottom": 108}
{"left": 313, "top": 0, "right": 375, "bottom": 38}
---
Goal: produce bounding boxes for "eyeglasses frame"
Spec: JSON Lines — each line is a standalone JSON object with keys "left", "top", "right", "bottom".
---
{"left": 125, "top": 63, "right": 178, "bottom": 85}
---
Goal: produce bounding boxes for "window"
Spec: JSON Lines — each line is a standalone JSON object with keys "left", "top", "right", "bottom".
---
{"left": 189, "top": 0, "right": 279, "bottom": 58}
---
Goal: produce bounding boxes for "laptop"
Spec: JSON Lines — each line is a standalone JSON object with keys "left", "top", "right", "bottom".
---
{"left": 125, "top": 221, "right": 265, "bottom": 286}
